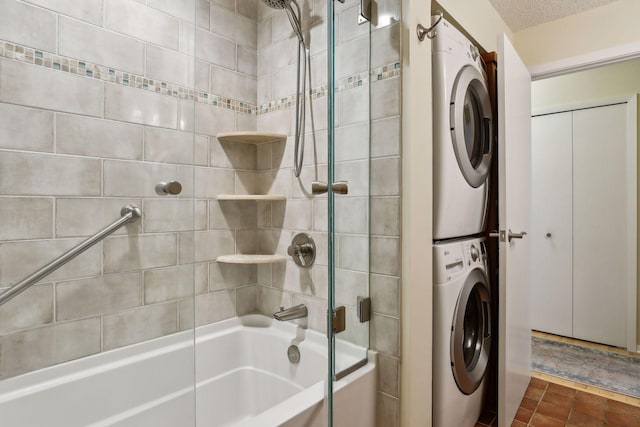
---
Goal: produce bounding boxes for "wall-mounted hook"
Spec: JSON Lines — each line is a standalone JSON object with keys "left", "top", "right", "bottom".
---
{"left": 417, "top": 11, "right": 443, "bottom": 41}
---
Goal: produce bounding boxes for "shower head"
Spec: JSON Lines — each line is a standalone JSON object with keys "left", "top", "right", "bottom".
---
{"left": 262, "top": 0, "right": 290, "bottom": 9}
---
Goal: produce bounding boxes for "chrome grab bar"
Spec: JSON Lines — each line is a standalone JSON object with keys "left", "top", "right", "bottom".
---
{"left": 0, "top": 205, "right": 142, "bottom": 308}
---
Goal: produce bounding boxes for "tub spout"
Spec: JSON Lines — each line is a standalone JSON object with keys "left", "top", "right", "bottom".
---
{"left": 273, "top": 304, "right": 308, "bottom": 321}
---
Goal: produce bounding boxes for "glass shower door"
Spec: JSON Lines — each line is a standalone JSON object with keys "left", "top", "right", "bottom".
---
{"left": 0, "top": 1, "right": 198, "bottom": 425}
{"left": 327, "top": 0, "right": 371, "bottom": 420}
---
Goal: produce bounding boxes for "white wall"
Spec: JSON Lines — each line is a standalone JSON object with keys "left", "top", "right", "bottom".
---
{"left": 515, "top": 0, "right": 640, "bottom": 67}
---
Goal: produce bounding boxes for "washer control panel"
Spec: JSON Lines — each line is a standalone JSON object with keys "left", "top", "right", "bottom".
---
{"left": 433, "top": 237, "right": 487, "bottom": 284}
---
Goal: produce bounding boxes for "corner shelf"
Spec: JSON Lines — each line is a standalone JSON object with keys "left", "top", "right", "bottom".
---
{"left": 217, "top": 195, "right": 286, "bottom": 201}
{"left": 216, "top": 132, "right": 287, "bottom": 144}
{"left": 216, "top": 254, "right": 287, "bottom": 264}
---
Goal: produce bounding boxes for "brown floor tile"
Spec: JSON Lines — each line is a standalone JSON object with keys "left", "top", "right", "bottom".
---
{"left": 525, "top": 385, "right": 545, "bottom": 401}
{"left": 567, "top": 409, "right": 606, "bottom": 427}
{"left": 575, "top": 390, "right": 608, "bottom": 408}
{"left": 607, "top": 410, "right": 640, "bottom": 426}
{"left": 546, "top": 383, "right": 577, "bottom": 397}
{"left": 521, "top": 397, "right": 539, "bottom": 410}
{"left": 511, "top": 421, "right": 527, "bottom": 427}
{"left": 574, "top": 400, "right": 606, "bottom": 420}
{"left": 541, "top": 391, "right": 574, "bottom": 408}
{"left": 608, "top": 399, "right": 640, "bottom": 417}
{"left": 530, "top": 412, "right": 565, "bottom": 427}
{"left": 536, "top": 400, "right": 572, "bottom": 422}
{"left": 514, "top": 407, "right": 533, "bottom": 424}
{"left": 529, "top": 377, "right": 548, "bottom": 390}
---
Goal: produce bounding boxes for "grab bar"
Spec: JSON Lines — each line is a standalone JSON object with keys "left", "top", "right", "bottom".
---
{"left": 0, "top": 205, "right": 142, "bottom": 308}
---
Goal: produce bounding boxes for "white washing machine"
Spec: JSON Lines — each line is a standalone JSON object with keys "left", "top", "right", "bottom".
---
{"left": 432, "top": 17, "right": 493, "bottom": 241}
{"left": 433, "top": 236, "right": 492, "bottom": 427}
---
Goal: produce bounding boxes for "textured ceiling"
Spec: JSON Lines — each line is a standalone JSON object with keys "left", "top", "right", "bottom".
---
{"left": 489, "top": 0, "right": 620, "bottom": 31}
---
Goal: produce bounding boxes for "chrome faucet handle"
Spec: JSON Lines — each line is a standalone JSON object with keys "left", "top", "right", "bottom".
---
{"left": 288, "top": 233, "right": 316, "bottom": 268}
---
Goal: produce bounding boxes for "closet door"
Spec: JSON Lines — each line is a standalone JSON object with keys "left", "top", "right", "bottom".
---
{"left": 531, "top": 112, "right": 573, "bottom": 337}
{"left": 572, "top": 104, "right": 627, "bottom": 348}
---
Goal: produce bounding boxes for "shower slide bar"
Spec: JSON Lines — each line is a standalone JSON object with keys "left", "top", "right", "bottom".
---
{"left": 0, "top": 205, "right": 142, "bottom": 308}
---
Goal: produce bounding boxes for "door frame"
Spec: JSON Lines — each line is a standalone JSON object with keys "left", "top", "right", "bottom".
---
{"left": 532, "top": 95, "right": 638, "bottom": 352}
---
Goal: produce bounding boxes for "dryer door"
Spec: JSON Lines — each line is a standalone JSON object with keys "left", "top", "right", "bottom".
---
{"left": 450, "top": 65, "right": 493, "bottom": 188}
{"left": 450, "top": 267, "right": 492, "bottom": 395}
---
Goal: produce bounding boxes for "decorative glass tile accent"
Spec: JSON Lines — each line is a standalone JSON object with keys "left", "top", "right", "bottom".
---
{"left": 0, "top": 39, "right": 400, "bottom": 117}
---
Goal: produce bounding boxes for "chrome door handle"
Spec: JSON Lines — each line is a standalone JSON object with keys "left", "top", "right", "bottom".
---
{"left": 311, "top": 181, "right": 349, "bottom": 195}
{"left": 507, "top": 229, "right": 527, "bottom": 242}
{"left": 489, "top": 230, "right": 527, "bottom": 242}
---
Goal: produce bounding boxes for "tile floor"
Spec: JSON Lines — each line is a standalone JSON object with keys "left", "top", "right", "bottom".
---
{"left": 510, "top": 377, "right": 640, "bottom": 426}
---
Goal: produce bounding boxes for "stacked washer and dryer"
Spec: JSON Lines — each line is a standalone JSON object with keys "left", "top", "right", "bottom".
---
{"left": 431, "top": 16, "right": 495, "bottom": 427}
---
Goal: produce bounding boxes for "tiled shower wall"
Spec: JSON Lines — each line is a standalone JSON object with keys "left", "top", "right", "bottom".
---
{"left": 0, "top": 0, "right": 262, "bottom": 380}
{"left": 0, "top": 0, "right": 402, "bottom": 424}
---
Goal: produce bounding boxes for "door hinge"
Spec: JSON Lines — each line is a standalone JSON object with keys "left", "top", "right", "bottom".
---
{"left": 357, "top": 297, "right": 371, "bottom": 323}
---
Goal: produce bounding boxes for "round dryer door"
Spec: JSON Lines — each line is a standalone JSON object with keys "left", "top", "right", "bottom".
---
{"left": 450, "top": 268, "right": 492, "bottom": 395}
{"left": 450, "top": 65, "right": 493, "bottom": 188}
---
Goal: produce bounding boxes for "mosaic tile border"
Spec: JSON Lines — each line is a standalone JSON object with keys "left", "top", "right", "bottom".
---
{"left": 0, "top": 39, "right": 400, "bottom": 116}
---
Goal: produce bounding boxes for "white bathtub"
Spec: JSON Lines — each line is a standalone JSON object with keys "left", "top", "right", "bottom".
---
{"left": 0, "top": 315, "right": 376, "bottom": 427}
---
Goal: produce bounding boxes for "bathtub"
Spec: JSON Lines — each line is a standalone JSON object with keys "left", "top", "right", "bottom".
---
{"left": 0, "top": 315, "right": 376, "bottom": 427}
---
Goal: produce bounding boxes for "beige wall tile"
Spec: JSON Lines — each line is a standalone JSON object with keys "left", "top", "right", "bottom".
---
{"left": 196, "top": 0, "right": 211, "bottom": 29}
{"left": 0, "top": 0, "right": 56, "bottom": 51}
{"left": 57, "top": 114, "right": 143, "bottom": 160}
{"left": 148, "top": 0, "right": 196, "bottom": 23}
{"left": 376, "top": 392, "right": 399, "bottom": 427}
{"left": 0, "top": 103, "right": 54, "bottom": 152}
{"left": 144, "top": 127, "right": 208, "bottom": 166}
{"left": 371, "top": 22, "right": 400, "bottom": 68}
{"left": 0, "top": 151, "right": 101, "bottom": 197}
{"left": 257, "top": 286, "right": 291, "bottom": 317}
{"left": 335, "top": 160, "right": 368, "bottom": 197}
{"left": 238, "top": 46, "right": 258, "bottom": 77}
{"left": 103, "top": 302, "right": 178, "bottom": 350}
{"left": 210, "top": 200, "right": 258, "bottom": 230}
{"left": 105, "top": 84, "right": 178, "bottom": 128}
{"left": 371, "top": 76, "right": 400, "bottom": 120}
{"left": 56, "top": 272, "right": 143, "bottom": 321}
{"left": 195, "top": 28, "right": 236, "bottom": 69}
{"left": 335, "top": 123, "right": 369, "bottom": 162}
{"left": 105, "top": 0, "right": 180, "bottom": 50}
{"left": 209, "top": 262, "right": 258, "bottom": 291}
{"left": 370, "top": 197, "right": 400, "bottom": 236}
{"left": 25, "top": 0, "right": 103, "bottom": 24}
{"left": 104, "top": 233, "right": 178, "bottom": 273}
{"left": 59, "top": 17, "right": 145, "bottom": 75}
{"left": 56, "top": 198, "right": 142, "bottom": 238}
{"left": 0, "top": 239, "right": 102, "bottom": 285}
{"left": 336, "top": 234, "right": 368, "bottom": 272}
{"left": 273, "top": 199, "right": 312, "bottom": 230}
{"left": 188, "top": 290, "right": 236, "bottom": 326}
{"left": 0, "top": 197, "right": 53, "bottom": 241}
{"left": 146, "top": 45, "right": 191, "bottom": 87}
{"left": 0, "top": 283, "right": 53, "bottom": 334}
{"left": 371, "top": 116, "right": 400, "bottom": 158}
{"left": 371, "top": 314, "right": 399, "bottom": 357}
{"left": 370, "top": 236, "right": 400, "bottom": 276}
{"left": 371, "top": 157, "right": 400, "bottom": 196}
{"left": 335, "top": 268, "right": 367, "bottom": 307}
{"left": 194, "top": 102, "right": 236, "bottom": 136}
{"left": 370, "top": 273, "right": 399, "bottom": 317}
{"left": 211, "top": 138, "right": 257, "bottom": 170}
{"left": 338, "top": 85, "right": 369, "bottom": 127}
{"left": 236, "top": 285, "right": 258, "bottom": 315}
{"left": 178, "top": 230, "right": 234, "bottom": 264}
{"left": 335, "top": 196, "right": 368, "bottom": 234}
{"left": 194, "top": 167, "right": 236, "bottom": 198}
{"left": 0, "top": 317, "right": 101, "bottom": 380}
{"left": 377, "top": 354, "right": 399, "bottom": 397}
{"left": 143, "top": 199, "right": 207, "bottom": 232}
{"left": 103, "top": 160, "right": 181, "bottom": 198}
{"left": 144, "top": 263, "right": 208, "bottom": 304}
{"left": 211, "top": 66, "right": 257, "bottom": 104}
{"left": 0, "top": 59, "right": 103, "bottom": 117}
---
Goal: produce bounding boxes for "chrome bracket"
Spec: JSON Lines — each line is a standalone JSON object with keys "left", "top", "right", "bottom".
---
{"left": 357, "top": 296, "right": 371, "bottom": 323}
{"left": 358, "top": 0, "right": 371, "bottom": 24}
{"left": 333, "top": 306, "right": 346, "bottom": 333}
